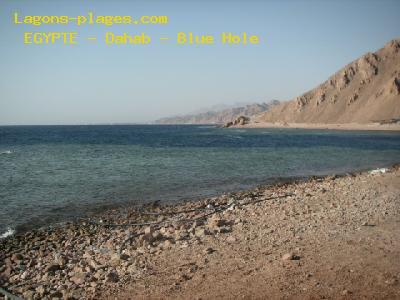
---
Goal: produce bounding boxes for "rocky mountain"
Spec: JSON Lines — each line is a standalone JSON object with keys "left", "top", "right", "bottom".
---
{"left": 256, "top": 39, "right": 400, "bottom": 124}
{"left": 155, "top": 102, "right": 279, "bottom": 124}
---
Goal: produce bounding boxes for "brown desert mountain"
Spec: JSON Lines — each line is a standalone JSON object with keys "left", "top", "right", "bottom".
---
{"left": 155, "top": 102, "right": 279, "bottom": 124}
{"left": 256, "top": 39, "right": 400, "bottom": 124}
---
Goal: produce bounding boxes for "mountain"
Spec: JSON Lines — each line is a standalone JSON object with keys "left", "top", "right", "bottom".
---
{"left": 155, "top": 102, "right": 279, "bottom": 124}
{"left": 256, "top": 39, "right": 400, "bottom": 124}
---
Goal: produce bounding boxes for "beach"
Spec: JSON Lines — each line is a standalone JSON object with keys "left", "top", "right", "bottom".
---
{"left": 233, "top": 122, "right": 400, "bottom": 131}
{"left": 1, "top": 165, "right": 399, "bottom": 299}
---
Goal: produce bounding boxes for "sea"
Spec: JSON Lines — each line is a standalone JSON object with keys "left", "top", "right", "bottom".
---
{"left": 1, "top": 125, "right": 399, "bottom": 237}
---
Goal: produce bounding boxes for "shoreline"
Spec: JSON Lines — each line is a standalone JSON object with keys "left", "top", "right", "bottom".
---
{"left": 1, "top": 163, "right": 392, "bottom": 238}
{"left": 1, "top": 165, "right": 399, "bottom": 299}
{"left": 231, "top": 122, "right": 400, "bottom": 131}
{"left": 0, "top": 164, "right": 400, "bottom": 299}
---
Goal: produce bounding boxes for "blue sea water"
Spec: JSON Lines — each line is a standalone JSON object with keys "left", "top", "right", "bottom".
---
{"left": 0, "top": 125, "right": 399, "bottom": 236}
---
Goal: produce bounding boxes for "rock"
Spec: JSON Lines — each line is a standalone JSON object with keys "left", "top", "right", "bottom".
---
{"left": 35, "top": 285, "right": 46, "bottom": 296}
{"left": 163, "top": 239, "right": 174, "bottom": 248}
{"left": 192, "top": 220, "right": 204, "bottom": 228}
{"left": 11, "top": 253, "right": 23, "bottom": 262}
{"left": 203, "top": 247, "right": 215, "bottom": 254}
{"left": 225, "top": 115, "right": 250, "bottom": 127}
{"left": 120, "top": 253, "right": 130, "bottom": 260}
{"left": 223, "top": 121, "right": 233, "bottom": 128}
{"left": 88, "top": 258, "right": 102, "bottom": 270}
{"left": 2, "top": 266, "right": 12, "bottom": 278}
{"left": 144, "top": 226, "right": 154, "bottom": 235}
{"left": 20, "top": 270, "right": 28, "bottom": 280}
{"left": 72, "top": 266, "right": 85, "bottom": 273}
{"left": 22, "top": 290, "right": 35, "bottom": 299}
{"left": 50, "top": 290, "right": 63, "bottom": 298}
{"left": 175, "top": 230, "right": 189, "bottom": 241}
{"left": 195, "top": 228, "right": 209, "bottom": 237}
{"left": 45, "top": 263, "right": 61, "bottom": 273}
{"left": 142, "top": 232, "right": 155, "bottom": 244}
{"left": 226, "top": 236, "right": 237, "bottom": 243}
{"left": 218, "top": 226, "right": 232, "bottom": 233}
{"left": 64, "top": 289, "right": 82, "bottom": 300}
{"left": 105, "top": 271, "right": 119, "bottom": 283}
{"left": 234, "top": 218, "right": 243, "bottom": 225}
{"left": 70, "top": 272, "right": 87, "bottom": 285}
{"left": 342, "top": 289, "right": 351, "bottom": 295}
{"left": 208, "top": 216, "right": 227, "bottom": 229}
{"left": 281, "top": 253, "right": 300, "bottom": 261}
{"left": 94, "top": 269, "right": 105, "bottom": 280}
{"left": 152, "top": 231, "right": 163, "bottom": 241}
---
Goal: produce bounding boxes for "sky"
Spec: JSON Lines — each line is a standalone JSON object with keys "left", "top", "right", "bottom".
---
{"left": 0, "top": 0, "right": 399, "bottom": 125}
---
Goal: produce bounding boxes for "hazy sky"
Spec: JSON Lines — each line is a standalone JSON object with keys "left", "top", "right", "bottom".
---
{"left": 1, "top": 0, "right": 399, "bottom": 125}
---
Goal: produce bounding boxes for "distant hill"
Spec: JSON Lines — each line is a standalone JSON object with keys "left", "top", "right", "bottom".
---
{"left": 155, "top": 102, "right": 279, "bottom": 124}
{"left": 256, "top": 39, "right": 400, "bottom": 124}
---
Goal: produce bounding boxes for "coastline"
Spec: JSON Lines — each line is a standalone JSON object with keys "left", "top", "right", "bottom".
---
{"left": 231, "top": 122, "right": 400, "bottom": 131}
{"left": 1, "top": 164, "right": 399, "bottom": 299}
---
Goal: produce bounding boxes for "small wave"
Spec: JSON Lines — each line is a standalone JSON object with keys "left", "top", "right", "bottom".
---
{"left": 198, "top": 126, "right": 215, "bottom": 129}
{"left": 0, "top": 227, "right": 15, "bottom": 239}
{"left": 227, "top": 135, "right": 243, "bottom": 139}
{"left": 0, "top": 150, "right": 13, "bottom": 155}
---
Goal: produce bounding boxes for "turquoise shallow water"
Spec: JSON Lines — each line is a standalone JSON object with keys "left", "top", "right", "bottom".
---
{"left": 0, "top": 125, "right": 399, "bottom": 236}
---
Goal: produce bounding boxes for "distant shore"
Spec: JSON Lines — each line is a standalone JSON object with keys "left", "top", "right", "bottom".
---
{"left": 232, "top": 122, "right": 400, "bottom": 131}
{"left": 1, "top": 164, "right": 399, "bottom": 299}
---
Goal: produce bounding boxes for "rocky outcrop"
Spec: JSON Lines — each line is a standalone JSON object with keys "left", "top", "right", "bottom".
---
{"left": 256, "top": 39, "right": 400, "bottom": 124}
{"left": 223, "top": 116, "right": 250, "bottom": 127}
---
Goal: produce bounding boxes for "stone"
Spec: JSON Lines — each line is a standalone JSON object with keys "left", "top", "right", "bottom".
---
{"left": 50, "top": 290, "right": 63, "bottom": 298}
{"left": 281, "top": 253, "right": 300, "bottom": 261}
{"left": 195, "top": 228, "right": 209, "bottom": 237}
{"left": 88, "top": 258, "right": 102, "bottom": 270}
{"left": 144, "top": 226, "right": 154, "bottom": 235}
{"left": 11, "top": 253, "right": 23, "bottom": 262}
{"left": 2, "top": 266, "right": 12, "bottom": 278}
{"left": 203, "top": 247, "right": 215, "bottom": 254}
{"left": 163, "top": 239, "right": 173, "bottom": 248}
{"left": 208, "top": 216, "right": 226, "bottom": 229}
{"left": 35, "top": 285, "right": 46, "bottom": 296}
{"left": 217, "top": 225, "right": 232, "bottom": 234}
{"left": 226, "top": 236, "right": 237, "bottom": 243}
{"left": 105, "top": 271, "right": 119, "bottom": 283}
{"left": 120, "top": 253, "right": 130, "bottom": 261}
{"left": 45, "top": 263, "right": 61, "bottom": 273}
{"left": 175, "top": 230, "right": 189, "bottom": 241}
{"left": 94, "top": 270, "right": 105, "bottom": 280}
{"left": 342, "top": 289, "right": 351, "bottom": 295}
{"left": 22, "top": 290, "right": 35, "bottom": 299}
{"left": 142, "top": 233, "right": 154, "bottom": 244}
{"left": 152, "top": 231, "right": 163, "bottom": 241}
{"left": 70, "top": 272, "right": 87, "bottom": 285}
{"left": 192, "top": 220, "right": 204, "bottom": 228}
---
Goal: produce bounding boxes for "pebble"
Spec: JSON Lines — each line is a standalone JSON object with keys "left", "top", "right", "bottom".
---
{"left": 0, "top": 166, "right": 397, "bottom": 299}
{"left": 281, "top": 253, "right": 300, "bottom": 261}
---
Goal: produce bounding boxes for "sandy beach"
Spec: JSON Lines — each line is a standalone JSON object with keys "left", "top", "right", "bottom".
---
{"left": 232, "top": 122, "right": 400, "bottom": 131}
{"left": 1, "top": 165, "right": 399, "bottom": 299}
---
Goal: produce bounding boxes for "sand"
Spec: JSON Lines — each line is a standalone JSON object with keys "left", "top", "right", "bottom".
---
{"left": 233, "top": 122, "right": 400, "bottom": 131}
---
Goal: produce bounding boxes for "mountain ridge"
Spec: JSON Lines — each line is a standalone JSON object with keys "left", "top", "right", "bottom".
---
{"left": 255, "top": 39, "right": 400, "bottom": 124}
{"left": 154, "top": 102, "right": 279, "bottom": 124}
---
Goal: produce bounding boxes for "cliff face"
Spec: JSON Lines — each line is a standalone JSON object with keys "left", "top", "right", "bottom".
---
{"left": 256, "top": 39, "right": 400, "bottom": 124}
{"left": 155, "top": 102, "right": 278, "bottom": 124}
